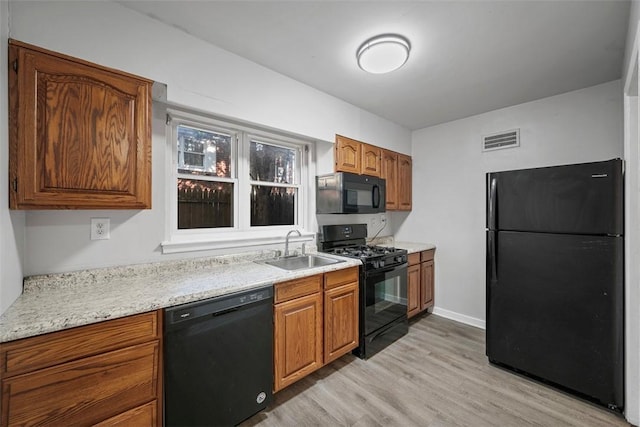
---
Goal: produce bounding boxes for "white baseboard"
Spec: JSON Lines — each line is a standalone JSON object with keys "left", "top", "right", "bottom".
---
{"left": 432, "top": 306, "right": 486, "bottom": 330}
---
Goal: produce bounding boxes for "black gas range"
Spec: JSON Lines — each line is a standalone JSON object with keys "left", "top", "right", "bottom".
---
{"left": 318, "top": 224, "right": 408, "bottom": 359}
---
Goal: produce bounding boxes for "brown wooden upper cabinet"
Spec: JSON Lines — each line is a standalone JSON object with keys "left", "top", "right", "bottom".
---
{"left": 334, "top": 134, "right": 361, "bottom": 174}
{"left": 335, "top": 134, "right": 412, "bottom": 211}
{"left": 361, "top": 143, "right": 382, "bottom": 177}
{"left": 397, "top": 153, "right": 412, "bottom": 211}
{"left": 381, "top": 149, "right": 398, "bottom": 210}
{"left": 335, "top": 134, "right": 381, "bottom": 177}
{"left": 8, "top": 40, "right": 152, "bottom": 209}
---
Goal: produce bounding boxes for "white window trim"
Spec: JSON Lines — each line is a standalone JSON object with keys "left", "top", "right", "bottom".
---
{"left": 161, "top": 108, "right": 314, "bottom": 254}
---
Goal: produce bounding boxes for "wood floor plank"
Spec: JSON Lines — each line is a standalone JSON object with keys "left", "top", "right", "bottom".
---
{"left": 241, "top": 314, "right": 631, "bottom": 427}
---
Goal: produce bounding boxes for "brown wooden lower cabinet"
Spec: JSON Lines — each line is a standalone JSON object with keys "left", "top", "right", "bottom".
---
{"left": 274, "top": 291, "right": 324, "bottom": 392}
{"left": 323, "top": 269, "right": 359, "bottom": 365}
{"left": 273, "top": 266, "right": 359, "bottom": 392}
{"left": 408, "top": 249, "right": 436, "bottom": 318}
{"left": 407, "top": 260, "right": 422, "bottom": 318}
{"left": 0, "top": 311, "right": 162, "bottom": 427}
{"left": 94, "top": 400, "right": 157, "bottom": 427}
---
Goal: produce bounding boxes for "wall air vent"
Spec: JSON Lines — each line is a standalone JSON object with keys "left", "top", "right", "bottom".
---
{"left": 482, "top": 129, "right": 520, "bottom": 152}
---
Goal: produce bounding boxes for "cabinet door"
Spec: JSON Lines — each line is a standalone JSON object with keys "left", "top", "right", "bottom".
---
{"left": 324, "top": 282, "right": 359, "bottom": 364}
{"left": 407, "top": 264, "right": 421, "bottom": 318}
{"left": 274, "top": 292, "right": 323, "bottom": 392}
{"left": 8, "top": 40, "right": 152, "bottom": 209}
{"left": 398, "top": 154, "right": 413, "bottom": 211}
{"left": 1, "top": 341, "right": 160, "bottom": 426}
{"left": 381, "top": 150, "right": 398, "bottom": 210}
{"left": 421, "top": 260, "right": 434, "bottom": 310}
{"left": 361, "top": 143, "right": 382, "bottom": 177}
{"left": 334, "top": 135, "right": 361, "bottom": 174}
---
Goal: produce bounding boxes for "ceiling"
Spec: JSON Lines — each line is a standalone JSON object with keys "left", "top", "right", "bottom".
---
{"left": 118, "top": 1, "right": 630, "bottom": 130}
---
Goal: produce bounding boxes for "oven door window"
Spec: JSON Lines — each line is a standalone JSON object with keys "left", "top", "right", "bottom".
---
{"left": 364, "top": 265, "right": 407, "bottom": 335}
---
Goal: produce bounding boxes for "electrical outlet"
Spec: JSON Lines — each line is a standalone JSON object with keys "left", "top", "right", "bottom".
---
{"left": 380, "top": 213, "right": 387, "bottom": 224}
{"left": 91, "top": 218, "right": 110, "bottom": 240}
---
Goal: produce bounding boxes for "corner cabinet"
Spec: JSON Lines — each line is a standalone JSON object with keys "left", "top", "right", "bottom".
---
{"left": 0, "top": 311, "right": 162, "bottom": 426}
{"left": 8, "top": 40, "right": 152, "bottom": 209}
{"left": 407, "top": 249, "right": 435, "bottom": 318}
{"left": 381, "top": 150, "right": 399, "bottom": 210}
{"left": 273, "top": 267, "right": 359, "bottom": 392}
{"left": 397, "top": 153, "right": 412, "bottom": 211}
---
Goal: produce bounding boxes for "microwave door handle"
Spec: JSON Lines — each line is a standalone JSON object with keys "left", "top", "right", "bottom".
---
{"left": 372, "top": 185, "right": 380, "bottom": 208}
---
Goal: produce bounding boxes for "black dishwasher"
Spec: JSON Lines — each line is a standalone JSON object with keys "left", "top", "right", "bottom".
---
{"left": 164, "top": 286, "right": 273, "bottom": 427}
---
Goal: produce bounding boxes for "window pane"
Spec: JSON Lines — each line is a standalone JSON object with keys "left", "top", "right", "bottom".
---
{"left": 177, "top": 125, "right": 232, "bottom": 177}
{"left": 178, "top": 179, "right": 233, "bottom": 229}
{"left": 250, "top": 140, "right": 296, "bottom": 184}
{"left": 251, "top": 186, "right": 296, "bottom": 226}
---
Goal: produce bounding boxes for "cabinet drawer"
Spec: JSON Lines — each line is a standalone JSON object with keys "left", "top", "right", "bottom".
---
{"left": 408, "top": 253, "right": 421, "bottom": 266}
{"left": 94, "top": 400, "right": 157, "bottom": 427}
{"left": 275, "top": 275, "right": 323, "bottom": 303}
{"left": 0, "top": 311, "right": 160, "bottom": 377}
{"left": 1, "top": 341, "right": 160, "bottom": 426}
{"left": 324, "top": 267, "right": 359, "bottom": 290}
{"left": 421, "top": 249, "right": 435, "bottom": 262}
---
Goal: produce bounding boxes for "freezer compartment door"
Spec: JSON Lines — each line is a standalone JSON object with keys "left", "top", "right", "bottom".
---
{"left": 487, "top": 159, "right": 623, "bottom": 235}
{"left": 486, "top": 231, "right": 624, "bottom": 409}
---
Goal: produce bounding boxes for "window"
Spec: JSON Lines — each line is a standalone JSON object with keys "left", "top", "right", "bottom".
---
{"left": 164, "top": 110, "right": 310, "bottom": 253}
{"left": 249, "top": 138, "right": 298, "bottom": 227}
{"left": 177, "top": 125, "right": 234, "bottom": 229}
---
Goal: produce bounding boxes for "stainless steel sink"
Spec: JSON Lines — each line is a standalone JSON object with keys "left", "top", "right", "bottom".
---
{"left": 263, "top": 254, "right": 344, "bottom": 271}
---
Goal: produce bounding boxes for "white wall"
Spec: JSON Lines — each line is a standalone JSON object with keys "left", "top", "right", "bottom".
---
{"left": 624, "top": 0, "right": 640, "bottom": 85}
{"left": 623, "top": 2, "right": 640, "bottom": 422}
{"left": 3, "top": 1, "right": 411, "bottom": 280}
{"left": 397, "top": 80, "right": 623, "bottom": 326}
{"left": 0, "top": 1, "right": 25, "bottom": 313}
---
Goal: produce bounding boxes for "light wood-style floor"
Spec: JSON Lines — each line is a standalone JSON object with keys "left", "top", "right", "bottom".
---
{"left": 241, "top": 314, "right": 631, "bottom": 427}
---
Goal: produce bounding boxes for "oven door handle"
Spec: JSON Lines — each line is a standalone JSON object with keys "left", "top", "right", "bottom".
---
{"left": 365, "top": 263, "right": 407, "bottom": 277}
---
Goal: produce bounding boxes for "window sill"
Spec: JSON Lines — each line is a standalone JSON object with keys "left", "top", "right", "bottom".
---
{"left": 161, "top": 230, "right": 316, "bottom": 254}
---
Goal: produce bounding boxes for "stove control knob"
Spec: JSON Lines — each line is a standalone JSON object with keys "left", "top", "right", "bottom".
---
{"left": 396, "top": 255, "right": 406, "bottom": 263}
{"left": 379, "top": 260, "right": 385, "bottom": 268}
{"left": 371, "top": 260, "right": 379, "bottom": 269}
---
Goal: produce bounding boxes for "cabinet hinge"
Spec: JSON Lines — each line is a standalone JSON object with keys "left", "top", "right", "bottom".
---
{"left": 166, "top": 113, "right": 172, "bottom": 125}
{"left": 12, "top": 178, "right": 17, "bottom": 192}
{"left": 12, "top": 59, "right": 17, "bottom": 73}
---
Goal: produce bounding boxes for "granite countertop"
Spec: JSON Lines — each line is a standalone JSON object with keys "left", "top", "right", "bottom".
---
{"left": 394, "top": 241, "right": 436, "bottom": 254}
{"left": 0, "top": 250, "right": 361, "bottom": 343}
{"left": 368, "top": 237, "right": 436, "bottom": 254}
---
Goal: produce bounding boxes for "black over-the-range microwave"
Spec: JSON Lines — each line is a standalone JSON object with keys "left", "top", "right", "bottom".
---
{"left": 316, "top": 172, "right": 386, "bottom": 214}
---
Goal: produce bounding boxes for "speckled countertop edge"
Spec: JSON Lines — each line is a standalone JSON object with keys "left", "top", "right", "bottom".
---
{"left": 367, "top": 237, "right": 436, "bottom": 254}
{"left": 0, "top": 250, "right": 361, "bottom": 343}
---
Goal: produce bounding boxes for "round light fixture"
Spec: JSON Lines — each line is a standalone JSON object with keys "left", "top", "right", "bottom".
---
{"left": 356, "top": 34, "right": 411, "bottom": 74}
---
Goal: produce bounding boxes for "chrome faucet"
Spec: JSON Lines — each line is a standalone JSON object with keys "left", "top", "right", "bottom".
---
{"left": 284, "top": 229, "right": 302, "bottom": 257}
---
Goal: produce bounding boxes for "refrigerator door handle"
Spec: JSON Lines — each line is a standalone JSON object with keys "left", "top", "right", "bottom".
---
{"left": 487, "top": 231, "right": 497, "bottom": 285}
{"left": 487, "top": 175, "right": 497, "bottom": 230}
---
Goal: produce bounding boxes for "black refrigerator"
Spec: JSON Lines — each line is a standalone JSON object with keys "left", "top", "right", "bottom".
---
{"left": 486, "top": 159, "right": 624, "bottom": 412}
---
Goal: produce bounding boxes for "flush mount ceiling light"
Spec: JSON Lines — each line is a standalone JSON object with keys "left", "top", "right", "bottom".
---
{"left": 356, "top": 34, "right": 411, "bottom": 74}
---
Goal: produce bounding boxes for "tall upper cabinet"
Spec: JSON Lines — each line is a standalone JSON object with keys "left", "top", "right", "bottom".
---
{"left": 8, "top": 40, "right": 152, "bottom": 209}
{"left": 397, "top": 153, "right": 412, "bottom": 211}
